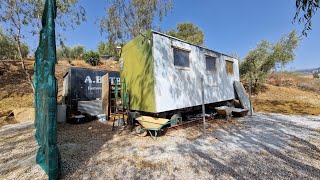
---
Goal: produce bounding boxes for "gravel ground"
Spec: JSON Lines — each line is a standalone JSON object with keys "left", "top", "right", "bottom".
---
{"left": 1, "top": 113, "right": 320, "bottom": 180}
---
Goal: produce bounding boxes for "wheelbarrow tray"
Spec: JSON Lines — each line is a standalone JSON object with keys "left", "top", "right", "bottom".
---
{"left": 136, "top": 116, "right": 170, "bottom": 130}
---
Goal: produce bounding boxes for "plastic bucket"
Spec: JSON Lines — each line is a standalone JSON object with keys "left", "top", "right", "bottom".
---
{"left": 57, "top": 104, "right": 67, "bottom": 123}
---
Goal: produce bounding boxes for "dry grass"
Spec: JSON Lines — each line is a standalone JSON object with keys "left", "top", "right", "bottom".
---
{"left": 253, "top": 84, "right": 320, "bottom": 115}
{"left": 254, "top": 72, "right": 320, "bottom": 115}
{"left": 268, "top": 71, "right": 320, "bottom": 93}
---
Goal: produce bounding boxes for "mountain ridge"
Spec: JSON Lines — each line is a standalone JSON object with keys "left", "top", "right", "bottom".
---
{"left": 296, "top": 67, "right": 320, "bottom": 74}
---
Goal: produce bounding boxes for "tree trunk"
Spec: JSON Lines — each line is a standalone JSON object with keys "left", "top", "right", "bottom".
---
{"left": 16, "top": 39, "right": 35, "bottom": 92}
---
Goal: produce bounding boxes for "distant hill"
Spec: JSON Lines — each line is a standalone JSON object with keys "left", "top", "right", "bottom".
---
{"left": 296, "top": 67, "right": 320, "bottom": 74}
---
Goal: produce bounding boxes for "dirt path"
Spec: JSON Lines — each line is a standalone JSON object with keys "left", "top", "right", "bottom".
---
{"left": 1, "top": 113, "right": 320, "bottom": 179}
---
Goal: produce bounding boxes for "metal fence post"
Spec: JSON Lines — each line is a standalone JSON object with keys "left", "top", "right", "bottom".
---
{"left": 201, "top": 77, "right": 206, "bottom": 133}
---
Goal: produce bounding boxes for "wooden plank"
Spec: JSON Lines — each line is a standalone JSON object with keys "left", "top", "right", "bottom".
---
{"left": 101, "top": 73, "right": 109, "bottom": 116}
{"left": 109, "top": 114, "right": 128, "bottom": 121}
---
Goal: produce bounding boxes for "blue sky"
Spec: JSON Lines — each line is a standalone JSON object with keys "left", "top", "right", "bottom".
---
{"left": 30, "top": 0, "right": 320, "bottom": 69}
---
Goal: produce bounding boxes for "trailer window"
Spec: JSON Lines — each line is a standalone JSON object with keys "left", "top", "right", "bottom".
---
{"left": 206, "top": 56, "right": 216, "bottom": 72}
{"left": 173, "top": 47, "right": 190, "bottom": 68}
{"left": 226, "top": 60, "right": 234, "bottom": 75}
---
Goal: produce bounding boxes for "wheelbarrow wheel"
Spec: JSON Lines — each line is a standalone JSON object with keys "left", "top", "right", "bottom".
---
{"left": 135, "top": 125, "right": 147, "bottom": 137}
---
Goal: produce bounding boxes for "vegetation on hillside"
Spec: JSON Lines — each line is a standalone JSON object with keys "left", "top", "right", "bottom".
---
{"left": 252, "top": 84, "right": 320, "bottom": 115}
{"left": 97, "top": 41, "right": 123, "bottom": 60}
{"left": 0, "top": 28, "right": 29, "bottom": 60}
{"left": 57, "top": 45, "right": 85, "bottom": 60}
{"left": 83, "top": 50, "right": 100, "bottom": 66}
{"left": 269, "top": 71, "right": 320, "bottom": 93}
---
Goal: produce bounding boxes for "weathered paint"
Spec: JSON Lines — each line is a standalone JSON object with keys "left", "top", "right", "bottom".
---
{"left": 120, "top": 32, "right": 156, "bottom": 112}
{"left": 152, "top": 32, "right": 240, "bottom": 112}
{"left": 121, "top": 31, "right": 240, "bottom": 113}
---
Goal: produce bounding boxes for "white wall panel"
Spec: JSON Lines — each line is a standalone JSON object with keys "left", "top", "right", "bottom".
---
{"left": 152, "top": 33, "right": 240, "bottom": 112}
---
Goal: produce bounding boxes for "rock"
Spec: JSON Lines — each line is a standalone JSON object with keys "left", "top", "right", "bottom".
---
{"left": 13, "top": 108, "right": 35, "bottom": 123}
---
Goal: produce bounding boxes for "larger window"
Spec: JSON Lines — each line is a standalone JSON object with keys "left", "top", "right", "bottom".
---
{"left": 226, "top": 60, "right": 234, "bottom": 75}
{"left": 173, "top": 47, "right": 190, "bottom": 68}
{"left": 205, "top": 56, "right": 216, "bottom": 72}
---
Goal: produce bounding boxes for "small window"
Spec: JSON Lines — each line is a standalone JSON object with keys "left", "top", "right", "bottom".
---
{"left": 173, "top": 47, "right": 190, "bottom": 68}
{"left": 226, "top": 60, "right": 234, "bottom": 75}
{"left": 205, "top": 56, "right": 216, "bottom": 72}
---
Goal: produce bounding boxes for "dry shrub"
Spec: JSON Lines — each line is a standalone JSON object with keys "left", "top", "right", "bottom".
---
{"left": 268, "top": 71, "right": 320, "bottom": 93}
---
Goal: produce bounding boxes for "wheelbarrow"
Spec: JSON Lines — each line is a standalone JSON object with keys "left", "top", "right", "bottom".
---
{"left": 135, "top": 116, "right": 171, "bottom": 140}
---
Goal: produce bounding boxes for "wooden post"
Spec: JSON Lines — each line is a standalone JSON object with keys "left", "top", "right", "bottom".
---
{"left": 102, "top": 73, "right": 109, "bottom": 118}
{"left": 201, "top": 77, "right": 206, "bottom": 133}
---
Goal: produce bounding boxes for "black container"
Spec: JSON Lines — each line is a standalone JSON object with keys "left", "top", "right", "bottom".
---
{"left": 62, "top": 67, "right": 120, "bottom": 113}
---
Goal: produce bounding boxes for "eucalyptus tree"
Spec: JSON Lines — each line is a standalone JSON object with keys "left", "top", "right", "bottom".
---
{"left": 0, "top": 0, "right": 86, "bottom": 92}
{"left": 99, "top": 0, "right": 173, "bottom": 44}
{"left": 294, "top": 0, "right": 320, "bottom": 36}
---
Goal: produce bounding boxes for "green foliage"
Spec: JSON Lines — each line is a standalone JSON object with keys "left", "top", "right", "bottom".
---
{"left": 0, "top": 0, "right": 86, "bottom": 44}
{"left": 167, "top": 22, "right": 205, "bottom": 45}
{"left": 20, "top": 43, "right": 29, "bottom": 58}
{"left": 57, "top": 45, "right": 85, "bottom": 60}
{"left": 70, "top": 45, "right": 85, "bottom": 59}
{"left": 294, "top": 0, "right": 320, "bottom": 36}
{"left": 0, "top": 28, "right": 14, "bottom": 60}
{"left": 0, "top": 28, "right": 29, "bottom": 60}
{"left": 99, "top": 0, "right": 173, "bottom": 43}
{"left": 97, "top": 41, "right": 122, "bottom": 60}
{"left": 83, "top": 50, "right": 100, "bottom": 66}
{"left": 240, "top": 31, "right": 299, "bottom": 92}
{"left": 57, "top": 46, "right": 70, "bottom": 60}
{"left": 313, "top": 73, "right": 320, "bottom": 78}
{"left": 0, "top": 0, "right": 85, "bottom": 92}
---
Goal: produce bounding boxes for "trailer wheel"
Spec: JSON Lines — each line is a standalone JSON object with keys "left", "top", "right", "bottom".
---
{"left": 135, "top": 125, "right": 147, "bottom": 137}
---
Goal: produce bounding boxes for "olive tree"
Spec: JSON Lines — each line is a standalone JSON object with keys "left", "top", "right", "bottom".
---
{"left": 240, "top": 31, "right": 299, "bottom": 92}
{"left": 99, "top": 0, "right": 173, "bottom": 45}
{"left": 57, "top": 45, "right": 85, "bottom": 60}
